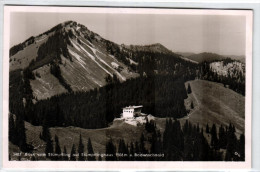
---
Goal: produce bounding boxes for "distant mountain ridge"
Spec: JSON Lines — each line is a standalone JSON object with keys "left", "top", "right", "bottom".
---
{"left": 226, "top": 55, "right": 245, "bottom": 63}
{"left": 178, "top": 52, "right": 245, "bottom": 63}
{"left": 122, "top": 43, "right": 175, "bottom": 55}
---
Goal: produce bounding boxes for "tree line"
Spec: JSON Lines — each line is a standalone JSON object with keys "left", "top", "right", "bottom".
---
{"left": 9, "top": 113, "right": 30, "bottom": 152}
{"left": 11, "top": 119, "right": 244, "bottom": 161}
{"left": 163, "top": 119, "right": 244, "bottom": 161}
{"left": 39, "top": 124, "right": 96, "bottom": 161}
{"left": 103, "top": 120, "right": 245, "bottom": 161}
{"left": 20, "top": 74, "right": 189, "bottom": 129}
{"left": 198, "top": 60, "right": 245, "bottom": 95}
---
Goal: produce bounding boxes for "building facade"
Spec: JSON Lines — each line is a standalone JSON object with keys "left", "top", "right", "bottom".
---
{"left": 122, "top": 105, "right": 143, "bottom": 118}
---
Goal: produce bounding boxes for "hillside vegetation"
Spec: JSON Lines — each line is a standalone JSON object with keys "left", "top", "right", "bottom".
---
{"left": 182, "top": 80, "right": 245, "bottom": 134}
{"left": 9, "top": 80, "right": 245, "bottom": 161}
{"left": 18, "top": 75, "right": 189, "bottom": 129}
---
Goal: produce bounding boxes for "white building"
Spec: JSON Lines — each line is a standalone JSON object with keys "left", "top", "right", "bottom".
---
{"left": 122, "top": 105, "right": 143, "bottom": 118}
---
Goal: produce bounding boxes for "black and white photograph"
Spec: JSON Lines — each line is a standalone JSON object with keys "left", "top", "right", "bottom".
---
{"left": 2, "top": 6, "right": 252, "bottom": 169}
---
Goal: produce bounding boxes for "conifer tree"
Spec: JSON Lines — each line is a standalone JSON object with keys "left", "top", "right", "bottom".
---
{"left": 31, "top": 155, "right": 37, "bottom": 161}
{"left": 63, "top": 146, "right": 69, "bottom": 161}
{"left": 200, "top": 128, "right": 210, "bottom": 161}
{"left": 237, "top": 133, "right": 245, "bottom": 161}
{"left": 39, "top": 132, "right": 42, "bottom": 140}
{"left": 206, "top": 123, "right": 210, "bottom": 133}
{"left": 225, "top": 123, "right": 237, "bottom": 161}
{"left": 87, "top": 138, "right": 95, "bottom": 161}
{"left": 41, "top": 119, "right": 54, "bottom": 159}
{"left": 105, "top": 139, "right": 117, "bottom": 161}
{"left": 134, "top": 141, "right": 142, "bottom": 161}
{"left": 118, "top": 139, "right": 124, "bottom": 161}
{"left": 78, "top": 134, "right": 85, "bottom": 161}
{"left": 171, "top": 120, "right": 184, "bottom": 160}
{"left": 139, "top": 133, "right": 147, "bottom": 154}
{"left": 210, "top": 123, "right": 218, "bottom": 150}
{"left": 191, "top": 101, "right": 194, "bottom": 109}
{"left": 70, "top": 144, "right": 76, "bottom": 161}
{"left": 41, "top": 120, "right": 51, "bottom": 142}
{"left": 105, "top": 74, "right": 113, "bottom": 84}
{"left": 196, "top": 123, "right": 200, "bottom": 132}
{"left": 183, "top": 120, "right": 189, "bottom": 135}
{"left": 98, "top": 154, "right": 102, "bottom": 161}
{"left": 15, "top": 113, "right": 27, "bottom": 152}
{"left": 187, "top": 83, "right": 192, "bottom": 94}
{"left": 218, "top": 125, "right": 227, "bottom": 149}
{"left": 157, "top": 137, "right": 163, "bottom": 160}
{"left": 9, "top": 114, "right": 15, "bottom": 144}
{"left": 118, "top": 139, "right": 129, "bottom": 161}
{"left": 150, "top": 131, "right": 162, "bottom": 160}
{"left": 54, "top": 135, "right": 61, "bottom": 160}
{"left": 129, "top": 142, "right": 135, "bottom": 161}
{"left": 45, "top": 136, "right": 53, "bottom": 159}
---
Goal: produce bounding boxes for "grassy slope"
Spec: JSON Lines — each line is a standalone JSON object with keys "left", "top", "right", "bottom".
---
{"left": 153, "top": 80, "right": 244, "bottom": 135}
{"left": 30, "top": 65, "right": 68, "bottom": 99}
{"left": 29, "top": 34, "right": 139, "bottom": 100}
{"left": 182, "top": 80, "right": 245, "bottom": 134}
{"left": 9, "top": 34, "right": 50, "bottom": 71}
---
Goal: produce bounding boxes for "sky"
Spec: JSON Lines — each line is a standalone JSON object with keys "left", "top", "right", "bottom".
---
{"left": 10, "top": 12, "right": 246, "bottom": 56}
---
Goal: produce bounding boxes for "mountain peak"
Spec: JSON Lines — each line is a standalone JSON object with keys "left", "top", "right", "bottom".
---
{"left": 9, "top": 21, "right": 98, "bottom": 57}
{"left": 62, "top": 20, "right": 76, "bottom": 25}
{"left": 10, "top": 20, "right": 139, "bottom": 99}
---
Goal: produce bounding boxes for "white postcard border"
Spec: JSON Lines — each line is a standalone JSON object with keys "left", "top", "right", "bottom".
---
{"left": 2, "top": 6, "right": 253, "bottom": 170}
